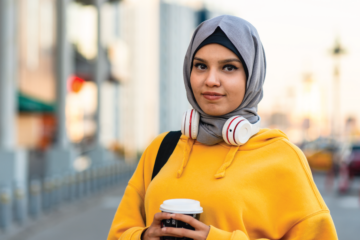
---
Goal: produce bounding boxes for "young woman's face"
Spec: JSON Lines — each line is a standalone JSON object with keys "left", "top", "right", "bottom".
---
{"left": 190, "top": 44, "right": 246, "bottom": 116}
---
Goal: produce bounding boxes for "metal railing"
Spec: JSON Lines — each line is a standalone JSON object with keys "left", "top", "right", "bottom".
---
{"left": 0, "top": 160, "right": 136, "bottom": 234}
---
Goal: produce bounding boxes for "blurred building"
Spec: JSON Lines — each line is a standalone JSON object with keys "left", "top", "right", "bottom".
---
{"left": 107, "top": 0, "right": 219, "bottom": 154}
{"left": 0, "top": 0, "right": 124, "bottom": 186}
{"left": 0, "top": 0, "right": 127, "bottom": 232}
{"left": 16, "top": 0, "right": 57, "bottom": 149}
{"left": 158, "top": 3, "right": 198, "bottom": 133}
{"left": 12, "top": 0, "right": 121, "bottom": 152}
{"left": 1, "top": 0, "right": 221, "bottom": 159}
{"left": 0, "top": 0, "right": 222, "bottom": 185}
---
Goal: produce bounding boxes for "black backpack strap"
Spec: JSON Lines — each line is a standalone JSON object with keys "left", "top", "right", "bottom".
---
{"left": 151, "top": 131, "right": 182, "bottom": 180}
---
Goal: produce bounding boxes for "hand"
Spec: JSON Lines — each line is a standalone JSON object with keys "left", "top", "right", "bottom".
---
{"left": 161, "top": 214, "right": 210, "bottom": 240}
{"left": 142, "top": 212, "right": 183, "bottom": 240}
{"left": 142, "top": 213, "right": 210, "bottom": 240}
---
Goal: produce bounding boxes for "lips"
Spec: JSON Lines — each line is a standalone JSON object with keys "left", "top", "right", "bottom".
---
{"left": 202, "top": 92, "right": 224, "bottom": 100}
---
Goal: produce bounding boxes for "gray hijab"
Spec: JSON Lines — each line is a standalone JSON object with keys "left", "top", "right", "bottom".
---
{"left": 183, "top": 15, "right": 266, "bottom": 145}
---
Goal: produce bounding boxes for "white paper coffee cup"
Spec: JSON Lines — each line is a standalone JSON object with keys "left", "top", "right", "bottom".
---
{"left": 160, "top": 199, "right": 203, "bottom": 214}
{"left": 160, "top": 199, "right": 203, "bottom": 240}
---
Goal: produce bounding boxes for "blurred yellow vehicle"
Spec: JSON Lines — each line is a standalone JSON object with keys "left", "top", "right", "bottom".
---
{"left": 301, "top": 138, "right": 339, "bottom": 171}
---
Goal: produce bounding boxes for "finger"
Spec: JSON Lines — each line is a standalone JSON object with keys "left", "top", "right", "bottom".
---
{"left": 162, "top": 226, "right": 203, "bottom": 239}
{"left": 153, "top": 212, "right": 174, "bottom": 225}
{"left": 146, "top": 225, "right": 181, "bottom": 238}
{"left": 171, "top": 214, "right": 206, "bottom": 230}
{"left": 150, "top": 227, "right": 183, "bottom": 238}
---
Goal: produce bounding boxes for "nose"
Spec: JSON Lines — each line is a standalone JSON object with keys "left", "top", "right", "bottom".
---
{"left": 204, "top": 68, "right": 220, "bottom": 87}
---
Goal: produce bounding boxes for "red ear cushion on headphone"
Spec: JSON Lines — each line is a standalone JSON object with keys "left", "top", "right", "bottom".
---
{"left": 222, "top": 116, "right": 252, "bottom": 145}
{"left": 181, "top": 109, "right": 199, "bottom": 139}
{"left": 191, "top": 110, "right": 199, "bottom": 139}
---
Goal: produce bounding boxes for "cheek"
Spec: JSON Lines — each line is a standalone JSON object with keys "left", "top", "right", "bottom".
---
{"left": 190, "top": 75, "right": 201, "bottom": 94}
{"left": 224, "top": 75, "right": 246, "bottom": 101}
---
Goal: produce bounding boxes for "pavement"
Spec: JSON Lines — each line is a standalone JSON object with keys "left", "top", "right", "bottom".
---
{"left": 2, "top": 172, "right": 360, "bottom": 240}
{"left": 2, "top": 180, "right": 128, "bottom": 240}
{"left": 313, "top": 172, "right": 360, "bottom": 240}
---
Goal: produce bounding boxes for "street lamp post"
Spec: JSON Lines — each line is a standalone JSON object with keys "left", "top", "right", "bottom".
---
{"left": 56, "top": 0, "right": 71, "bottom": 150}
{"left": 330, "top": 39, "right": 346, "bottom": 139}
{"left": 94, "top": 0, "right": 105, "bottom": 146}
{"left": 0, "top": 0, "right": 28, "bottom": 230}
{"left": 87, "top": 0, "right": 113, "bottom": 167}
{"left": 46, "top": 0, "right": 77, "bottom": 177}
{"left": 0, "top": 0, "right": 16, "bottom": 151}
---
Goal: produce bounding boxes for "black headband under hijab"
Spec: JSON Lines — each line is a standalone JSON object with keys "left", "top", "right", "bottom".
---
{"left": 192, "top": 27, "right": 249, "bottom": 80}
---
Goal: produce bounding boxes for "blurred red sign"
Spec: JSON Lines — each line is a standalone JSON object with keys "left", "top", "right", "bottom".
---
{"left": 67, "top": 75, "right": 85, "bottom": 93}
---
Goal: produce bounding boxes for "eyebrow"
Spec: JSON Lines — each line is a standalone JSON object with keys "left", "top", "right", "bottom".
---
{"left": 194, "top": 57, "right": 241, "bottom": 64}
{"left": 219, "top": 58, "right": 241, "bottom": 64}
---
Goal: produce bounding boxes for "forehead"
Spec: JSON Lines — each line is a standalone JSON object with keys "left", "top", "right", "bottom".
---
{"left": 194, "top": 44, "right": 239, "bottom": 60}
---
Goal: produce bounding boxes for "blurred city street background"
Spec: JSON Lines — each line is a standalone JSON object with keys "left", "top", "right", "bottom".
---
{"left": 0, "top": 0, "right": 360, "bottom": 239}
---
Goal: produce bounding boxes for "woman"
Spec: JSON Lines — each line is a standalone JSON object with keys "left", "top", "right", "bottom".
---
{"left": 107, "top": 15, "right": 338, "bottom": 240}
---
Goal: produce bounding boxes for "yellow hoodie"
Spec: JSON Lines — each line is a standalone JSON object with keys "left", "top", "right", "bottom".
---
{"left": 107, "top": 129, "right": 338, "bottom": 240}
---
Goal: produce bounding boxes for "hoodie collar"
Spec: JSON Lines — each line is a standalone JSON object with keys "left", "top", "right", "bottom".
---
{"left": 176, "top": 129, "right": 288, "bottom": 179}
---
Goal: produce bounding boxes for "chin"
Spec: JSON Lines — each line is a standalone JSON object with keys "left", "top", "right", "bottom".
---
{"left": 202, "top": 108, "right": 227, "bottom": 117}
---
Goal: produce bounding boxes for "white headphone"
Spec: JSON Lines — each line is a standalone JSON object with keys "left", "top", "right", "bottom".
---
{"left": 181, "top": 109, "right": 261, "bottom": 146}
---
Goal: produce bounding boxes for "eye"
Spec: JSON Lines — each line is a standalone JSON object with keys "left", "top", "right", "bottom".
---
{"left": 194, "top": 63, "right": 207, "bottom": 70}
{"left": 223, "top": 64, "right": 238, "bottom": 72}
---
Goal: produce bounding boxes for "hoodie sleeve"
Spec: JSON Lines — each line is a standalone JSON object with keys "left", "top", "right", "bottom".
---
{"left": 107, "top": 133, "right": 168, "bottom": 240}
{"left": 206, "top": 210, "right": 338, "bottom": 240}
{"left": 106, "top": 160, "right": 147, "bottom": 240}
